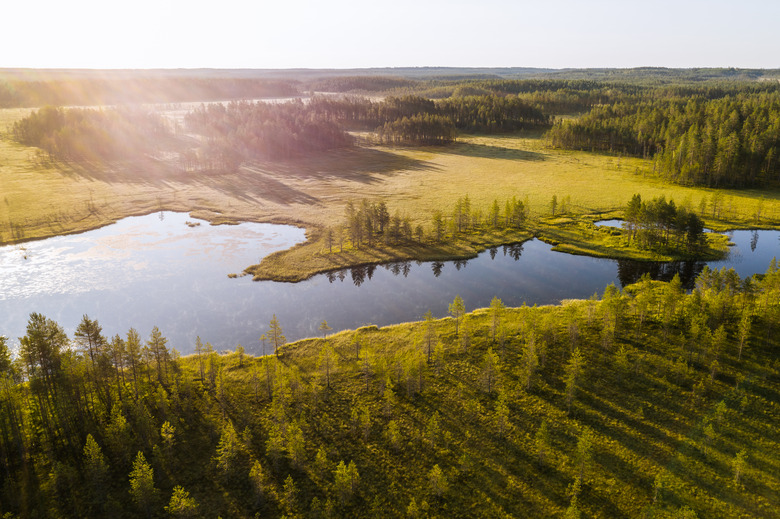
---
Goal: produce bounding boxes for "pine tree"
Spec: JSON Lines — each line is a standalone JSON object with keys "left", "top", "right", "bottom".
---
{"left": 575, "top": 428, "right": 594, "bottom": 478}
{"left": 480, "top": 348, "right": 500, "bottom": 394}
{"left": 733, "top": 449, "right": 748, "bottom": 484}
{"left": 83, "top": 434, "right": 109, "bottom": 509}
{"left": 428, "top": 464, "right": 448, "bottom": 498}
{"left": 268, "top": 314, "right": 286, "bottom": 357}
{"left": 318, "top": 319, "right": 332, "bottom": 339}
{"left": 449, "top": 295, "right": 466, "bottom": 337}
{"left": 535, "top": 420, "right": 550, "bottom": 466}
{"left": 165, "top": 486, "right": 198, "bottom": 518}
{"left": 129, "top": 451, "right": 158, "bottom": 517}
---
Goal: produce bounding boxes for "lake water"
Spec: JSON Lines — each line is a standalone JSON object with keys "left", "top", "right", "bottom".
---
{"left": 1, "top": 212, "right": 777, "bottom": 354}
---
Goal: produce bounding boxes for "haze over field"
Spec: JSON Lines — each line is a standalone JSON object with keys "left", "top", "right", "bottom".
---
{"left": 3, "top": 0, "right": 779, "bottom": 69}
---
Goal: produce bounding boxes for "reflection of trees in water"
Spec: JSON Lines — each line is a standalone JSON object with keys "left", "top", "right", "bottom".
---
{"left": 502, "top": 243, "right": 524, "bottom": 260}
{"left": 350, "top": 265, "right": 366, "bottom": 286}
{"left": 322, "top": 244, "right": 706, "bottom": 292}
{"left": 326, "top": 269, "right": 349, "bottom": 283}
{"left": 616, "top": 260, "right": 706, "bottom": 290}
{"left": 751, "top": 230, "right": 759, "bottom": 252}
{"left": 385, "top": 262, "right": 412, "bottom": 277}
{"left": 325, "top": 242, "right": 526, "bottom": 286}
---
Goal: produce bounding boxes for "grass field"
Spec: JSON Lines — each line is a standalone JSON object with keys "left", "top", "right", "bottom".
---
{"left": 2, "top": 108, "right": 778, "bottom": 279}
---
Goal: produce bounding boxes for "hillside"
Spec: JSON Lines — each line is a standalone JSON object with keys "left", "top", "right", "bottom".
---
{"left": 2, "top": 264, "right": 779, "bottom": 518}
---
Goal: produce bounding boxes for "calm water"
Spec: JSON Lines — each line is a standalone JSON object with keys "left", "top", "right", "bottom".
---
{"left": 1, "top": 212, "right": 777, "bottom": 354}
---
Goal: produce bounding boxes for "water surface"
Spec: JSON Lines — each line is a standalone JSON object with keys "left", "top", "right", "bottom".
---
{"left": 1, "top": 213, "right": 776, "bottom": 354}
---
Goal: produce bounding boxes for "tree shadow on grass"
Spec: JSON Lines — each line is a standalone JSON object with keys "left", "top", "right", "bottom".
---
{"left": 56, "top": 146, "right": 438, "bottom": 206}
{"left": 243, "top": 146, "right": 438, "bottom": 184}
{"left": 435, "top": 141, "right": 546, "bottom": 162}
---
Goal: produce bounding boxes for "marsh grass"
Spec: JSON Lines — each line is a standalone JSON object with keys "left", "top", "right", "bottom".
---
{"left": 1, "top": 106, "right": 777, "bottom": 276}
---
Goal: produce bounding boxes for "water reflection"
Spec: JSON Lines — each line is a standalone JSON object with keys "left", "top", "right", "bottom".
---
{"left": 2, "top": 213, "right": 778, "bottom": 354}
{"left": 314, "top": 231, "right": 777, "bottom": 296}
{"left": 615, "top": 260, "right": 707, "bottom": 289}
{"left": 503, "top": 243, "right": 524, "bottom": 260}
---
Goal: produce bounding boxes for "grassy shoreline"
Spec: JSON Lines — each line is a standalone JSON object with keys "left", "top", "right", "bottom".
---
{"left": 244, "top": 215, "right": 732, "bottom": 283}
{"left": 0, "top": 104, "right": 773, "bottom": 279}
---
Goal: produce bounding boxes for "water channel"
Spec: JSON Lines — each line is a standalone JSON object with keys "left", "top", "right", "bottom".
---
{"left": 1, "top": 212, "right": 777, "bottom": 353}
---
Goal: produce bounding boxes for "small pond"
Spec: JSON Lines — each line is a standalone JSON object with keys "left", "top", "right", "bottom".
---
{"left": 1, "top": 212, "right": 777, "bottom": 354}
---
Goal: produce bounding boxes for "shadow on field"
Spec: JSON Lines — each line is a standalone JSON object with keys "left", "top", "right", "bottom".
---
{"left": 244, "top": 146, "right": 437, "bottom": 183}
{"left": 437, "top": 141, "right": 546, "bottom": 161}
{"left": 56, "top": 146, "right": 436, "bottom": 206}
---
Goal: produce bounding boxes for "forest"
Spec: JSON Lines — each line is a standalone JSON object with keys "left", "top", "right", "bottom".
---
{"left": 11, "top": 106, "right": 171, "bottom": 162}
{"left": 546, "top": 94, "right": 780, "bottom": 187}
{"left": 2, "top": 67, "right": 780, "bottom": 518}
{"left": 8, "top": 73, "right": 780, "bottom": 189}
{"left": 0, "top": 261, "right": 778, "bottom": 518}
{"left": 9, "top": 94, "right": 548, "bottom": 167}
{"left": 0, "top": 76, "right": 299, "bottom": 108}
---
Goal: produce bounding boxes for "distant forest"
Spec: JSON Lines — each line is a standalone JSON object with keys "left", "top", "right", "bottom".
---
{"left": 0, "top": 77, "right": 299, "bottom": 108}
{"left": 5, "top": 69, "right": 780, "bottom": 186}
{"left": 10, "top": 94, "right": 548, "bottom": 167}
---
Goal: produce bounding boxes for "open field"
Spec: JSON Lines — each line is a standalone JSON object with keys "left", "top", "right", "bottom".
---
{"left": 2, "top": 108, "right": 778, "bottom": 279}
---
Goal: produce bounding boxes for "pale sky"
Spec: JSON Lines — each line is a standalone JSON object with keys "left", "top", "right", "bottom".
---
{"left": 3, "top": 0, "right": 779, "bottom": 70}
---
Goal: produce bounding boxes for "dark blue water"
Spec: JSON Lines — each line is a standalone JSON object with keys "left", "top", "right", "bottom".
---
{"left": 1, "top": 212, "right": 776, "bottom": 354}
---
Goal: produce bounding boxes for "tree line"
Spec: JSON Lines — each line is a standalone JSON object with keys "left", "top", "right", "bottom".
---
{"left": 183, "top": 100, "right": 354, "bottom": 165}
{"left": 11, "top": 106, "right": 171, "bottom": 162}
{"left": 329, "top": 195, "right": 530, "bottom": 253}
{"left": 0, "top": 77, "right": 299, "bottom": 108}
{"left": 623, "top": 194, "right": 706, "bottom": 251}
{"left": 309, "top": 94, "right": 549, "bottom": 135}
{"left": 546, "top": 94, "right": 780, "bottom": 187}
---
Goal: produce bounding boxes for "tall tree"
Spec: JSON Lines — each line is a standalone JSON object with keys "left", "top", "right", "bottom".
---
{"left": 268, "top": 315, "right": 286, "bottom": 357}
{"left": 129, "top": 451, "right": 158, "bottom": 518}
{"left": 449, "top": 295, "right": 466, "bottom": 337}
{"left": 125, "top": 328, "right": 143, "bottom": 398}
{"left": 146, "top": 326, "right": 169, "bottom": 385}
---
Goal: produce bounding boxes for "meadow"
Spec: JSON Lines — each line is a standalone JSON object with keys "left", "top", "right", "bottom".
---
{"left": 2, "top": 105, "right": 775, "bottom": 280}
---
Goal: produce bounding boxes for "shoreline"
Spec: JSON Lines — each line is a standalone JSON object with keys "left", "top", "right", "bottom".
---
{"left": 0, "top": 209, "right": 737, "bottom": 283}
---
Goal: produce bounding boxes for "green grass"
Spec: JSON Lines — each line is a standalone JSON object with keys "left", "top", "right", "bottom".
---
{"left": 1, "top": 107, "right": 778, "bottom": 276}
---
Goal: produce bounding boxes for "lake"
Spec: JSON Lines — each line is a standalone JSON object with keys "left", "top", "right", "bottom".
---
{"left": 1, "top": 212, "right": 777, "bottom": 354}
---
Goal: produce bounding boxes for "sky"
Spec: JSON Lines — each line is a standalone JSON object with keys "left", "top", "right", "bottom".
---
{"left": 3, "top": 0, "right": 779, "bottom": 70}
